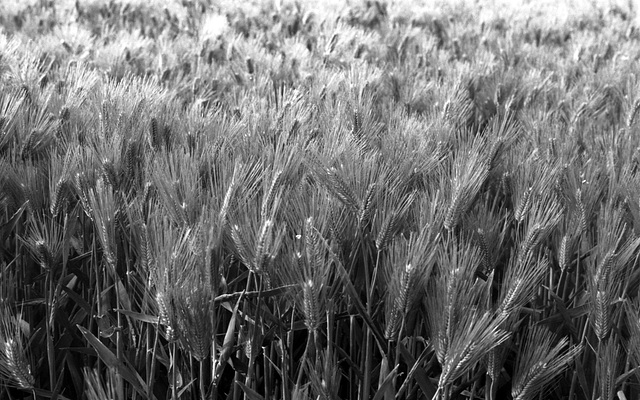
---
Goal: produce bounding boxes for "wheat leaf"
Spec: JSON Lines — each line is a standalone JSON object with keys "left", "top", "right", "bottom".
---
{"left": 236, "top": 381, "right": 265, "bottom": 400}
{"left": 372, "top": 362, "right": 399, "bottom": 400}
{"left": 77, "top": 325, "right": 148, "bottom": 396}
{"left": 114, "top": 309, "right": 159, "bottom": 325}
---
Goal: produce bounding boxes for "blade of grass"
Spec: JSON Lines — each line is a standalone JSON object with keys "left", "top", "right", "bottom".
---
{"left": 77, "top": 325, "right": 149, "bottom": 398}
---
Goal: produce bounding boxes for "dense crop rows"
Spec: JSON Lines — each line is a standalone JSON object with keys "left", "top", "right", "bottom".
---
{"left": 2, "top": 0, "right": 640, "bottom": 399}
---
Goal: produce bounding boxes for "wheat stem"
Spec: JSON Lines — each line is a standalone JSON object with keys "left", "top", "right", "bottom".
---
{"left": 296, "top": 331, "right": 313, "bottom": 388}
{"left": 200, "top": 357, "right": 206, "bottom": 400}
{"left": 45, "top": 273, "right": 56, "bottom": 391}
{"left": 361, "top": 229, "right": 373, "bottom": 400}
{"left": 171, "top": 341, "right": 177, "bottom": 400}
{"left": 592, "top": 339, "right": 602, "bottom": 400}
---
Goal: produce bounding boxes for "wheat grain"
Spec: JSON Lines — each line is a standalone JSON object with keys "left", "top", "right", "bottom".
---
{"left": 0, "top": 306, "right": 34, "bottom": 391}
{"left": 1, "top": 339, "right": 34, "bottom": 390}
{"left": 156, "top": 291, "right": 175, "bottom": 341}
{"left": 302, "top": 279, "right": 320, "bottom": 332}
{"left": 511, "top": 326, "right": 582, "bottom": 400}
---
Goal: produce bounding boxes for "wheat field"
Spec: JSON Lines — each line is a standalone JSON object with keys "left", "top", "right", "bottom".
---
{"left": 1, "top": 0, "right": 640, "bottom": 399}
